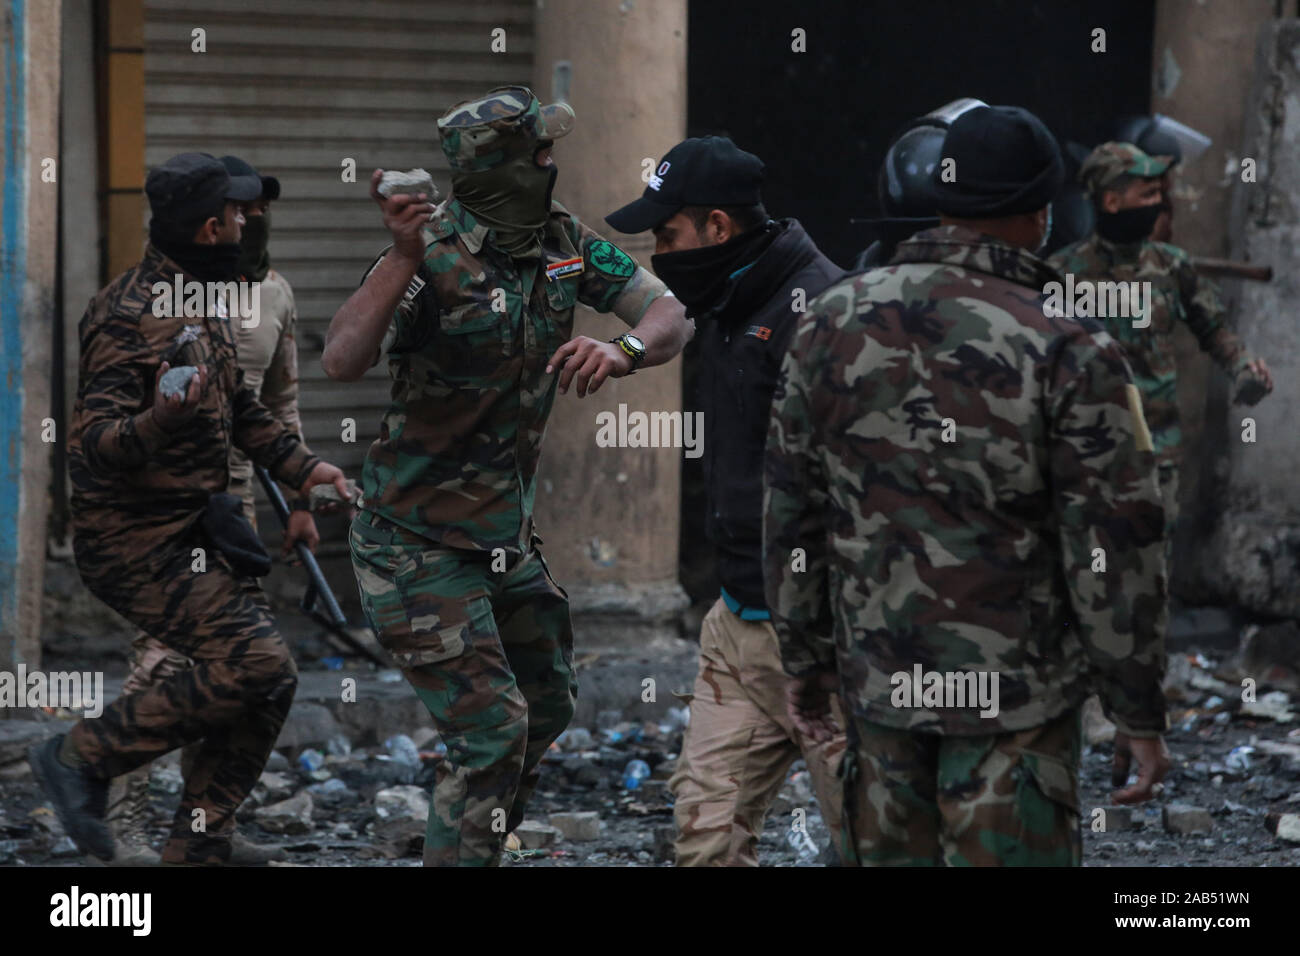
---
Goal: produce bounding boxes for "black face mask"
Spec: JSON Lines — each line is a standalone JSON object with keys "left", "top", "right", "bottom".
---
{"left": 150, "top": 220, "right": 242, "bottom": 282}
{"left": 650, "top": 223, "right": 776, "bottom": 317}
{"left": 1096, "top": 203, "right": 1162, "bottom": 244}
{"left": 237, "top": 212, "right": 271, "bottom": 282}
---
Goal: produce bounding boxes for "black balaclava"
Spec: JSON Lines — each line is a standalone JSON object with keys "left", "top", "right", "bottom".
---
{"left": 237, "top": 211, "right": 271, "bottom": 281}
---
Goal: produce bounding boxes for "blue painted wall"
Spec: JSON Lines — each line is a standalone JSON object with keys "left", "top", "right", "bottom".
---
{"left": 1, "top": 0, "right": 27, "bottom": 647}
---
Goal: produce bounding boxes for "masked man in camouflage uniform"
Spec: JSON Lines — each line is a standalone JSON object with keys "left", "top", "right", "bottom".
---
{"left": 1048, "top": 142, "right": 1273, "bottom": 565}
{"left": 765, "top": 106, "right": 1170, "bottom": 866}
{"left": 104, "top": 155, "right": 315, "bottom": 865}
{"left": 323, "top": 87, "right": 691, "bottom": 866}
{"left": 29, "top": 153, "right": 351, "bottom": 865}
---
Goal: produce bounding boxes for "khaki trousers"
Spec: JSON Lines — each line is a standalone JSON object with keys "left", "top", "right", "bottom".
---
{"left": 670, "top": 598, "right": 847, "bottom": 865}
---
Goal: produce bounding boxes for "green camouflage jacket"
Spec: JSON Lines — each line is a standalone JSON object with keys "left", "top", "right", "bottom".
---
{"left": 765, "top": 225, "right": 1168, "bottom": 737}
{"left": 1048, "top": 235, "right": 1247, "bottom": 466}
{"left": 359, "top": 196, "right": 666, "bottom": 553}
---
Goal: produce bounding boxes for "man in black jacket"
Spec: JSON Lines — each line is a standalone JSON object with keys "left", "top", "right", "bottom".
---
{"left": 607, "top": 137, "right": 847, "bottom": 865}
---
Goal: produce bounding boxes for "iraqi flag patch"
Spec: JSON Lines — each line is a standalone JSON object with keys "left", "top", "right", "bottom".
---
{"left": 546, "top": 256, "right": 584, "bottom": 281}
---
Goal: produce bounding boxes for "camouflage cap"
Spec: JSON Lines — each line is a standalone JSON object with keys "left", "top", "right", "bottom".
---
{"left": 1079, "top": 141, "right": 1174, "bottom": 196}
{"left": 437, "top": 86, "right": 576, "bottom": 173}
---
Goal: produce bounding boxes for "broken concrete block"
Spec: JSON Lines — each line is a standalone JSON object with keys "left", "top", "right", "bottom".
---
{"left": 1267, "top": 812, "right": 1300, "bottom": 843}
{"left": 371, "top": 785, "right": 429, "bottom": 855}
{"left": 514, "top": 821, "right": 561, "bottom": 849}
{"left": 257, "top": 771, "right": 295, "bottom": 804}
{"left": 376, "top": 168, "right": 437, "bottom": 200}
{"left": 254, "top": 791, "right": 314, "bottom": 835}
{"left": 1163, "top": 804, "right": 1214, "bottom": 835}
{"left": 549, "top": 811, "right": 602, "bottom": 842}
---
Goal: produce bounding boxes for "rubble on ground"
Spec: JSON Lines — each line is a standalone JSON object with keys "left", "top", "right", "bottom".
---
{"left": 3, "top": 610, "right": 1299, "bottom": 866}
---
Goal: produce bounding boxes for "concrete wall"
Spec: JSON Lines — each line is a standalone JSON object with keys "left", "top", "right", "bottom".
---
{"left": 1150, "top": 0, "right": 1276, "bottom": 594}
{"left": 531, "top": 0, "right": 690, "bottom": 650}
{"left": 1, "top": 0, "right": 61, "bottom": 678}
{"left": 1209, "top": 19, "right": 1300, "bottom": 617}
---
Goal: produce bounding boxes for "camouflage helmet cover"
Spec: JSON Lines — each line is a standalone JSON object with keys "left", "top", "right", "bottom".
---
{"left": 437, "top": 86, "right": 576, "bottom": 173}
{"left": 1079, "top": 141, "right": 1174, "bottom": 196}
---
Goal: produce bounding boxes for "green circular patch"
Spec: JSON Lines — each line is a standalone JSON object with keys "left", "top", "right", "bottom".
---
{"left": 588, "top": 239, "right": 636, "bottom": 279}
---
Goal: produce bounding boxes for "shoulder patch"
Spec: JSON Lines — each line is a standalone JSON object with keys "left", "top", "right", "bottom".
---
{"left": 588, "top": 239, "right": 636, "bottom": 280}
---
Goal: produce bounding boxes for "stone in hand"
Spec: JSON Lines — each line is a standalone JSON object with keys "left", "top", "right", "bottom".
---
{"left": 159, "top": 365, "right": 198, "bottom": 399}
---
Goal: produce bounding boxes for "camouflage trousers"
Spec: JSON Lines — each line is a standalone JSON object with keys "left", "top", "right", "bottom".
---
{"left": 839, "top": 707, "right": 1082, "bottom": 866}
{"left": 349, "top": 512, "right": 576, "bottom": 867}
{"left": 670, "top": 598, "right": 846, "bottom": 865}
{"left": 106, "top": 636, "right": 200, "bottom": 839}
{"left": 68, "top": 527, "right": 298, "bottom": 864}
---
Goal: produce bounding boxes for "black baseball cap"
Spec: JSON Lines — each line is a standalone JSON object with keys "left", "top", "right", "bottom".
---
{"left": 145, "top": 152, "right": 262, "bottom": 227}
{"left": 605, "top": 136, "right": 765, "bottom": 234}
{"left": 219, "top": 154, "right": 281, "bottom": 201}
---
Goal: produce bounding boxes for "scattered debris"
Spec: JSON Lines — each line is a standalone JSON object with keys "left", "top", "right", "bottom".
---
{"left": 549, "top": 811, "right": 602, "bottom": 842}
{"left": 1162, "top": 804, "right": 1214, "bottom": 835}
{"left": 255, "top": 791, "right": 314, "bottom": 835}
{"left": 371, "top": 785, "right": 429, "bottom": 857}
{"left": 514, "top": 821, "right": 562, "bottom": 849}
{"left": 1240, "top": 691, "right": 1295, "bottom": 723}
{"left": 1267, "top": 813, "right": 1300, "bottom": 843}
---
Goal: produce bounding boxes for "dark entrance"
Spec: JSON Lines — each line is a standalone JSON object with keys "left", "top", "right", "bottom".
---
{"left": 679, "top": 0, "right": 1156, "bottom": 607}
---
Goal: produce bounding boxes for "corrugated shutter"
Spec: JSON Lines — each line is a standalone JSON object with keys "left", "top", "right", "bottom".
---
{"left": 143, "top": 0, "right": 534, "bottom": 552}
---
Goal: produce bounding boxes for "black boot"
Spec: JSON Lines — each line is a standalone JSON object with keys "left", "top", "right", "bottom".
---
{"left": 28, "top": 735, "right": 116, "bottom": 861}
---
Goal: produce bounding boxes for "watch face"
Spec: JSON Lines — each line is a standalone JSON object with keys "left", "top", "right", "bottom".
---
{"left": 625, "top": 334, "right": 645, "bottom": 353}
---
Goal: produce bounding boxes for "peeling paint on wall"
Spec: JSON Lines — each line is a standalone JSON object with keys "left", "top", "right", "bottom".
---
{"left": 1157, "top": 45, "right": 1182, "bottom": 98}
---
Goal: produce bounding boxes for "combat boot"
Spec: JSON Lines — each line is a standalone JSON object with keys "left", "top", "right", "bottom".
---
{"left": 27, "top": 735, "right": 115, "bottom": 861}
{"left": 228, "top": 831, "right": 287, "bottom": 864}
{"left": 106, "top": 765, "right": 161, "bottom": 866}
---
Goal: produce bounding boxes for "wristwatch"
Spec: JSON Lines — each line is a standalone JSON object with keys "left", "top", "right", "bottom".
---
{"left": 291, "top": 498, "right": 312, "bottom": 512}
{"left": 610, "top": 332, "right": 646, "bottom": 372}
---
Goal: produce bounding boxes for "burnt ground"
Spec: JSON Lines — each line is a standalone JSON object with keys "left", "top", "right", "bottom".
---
{"left": 2, "top": 603, "right": 1299, "bottom": 868}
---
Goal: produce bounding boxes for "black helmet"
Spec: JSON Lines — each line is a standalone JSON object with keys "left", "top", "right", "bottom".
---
{"left": 877, "top": 97, "right": 987, "bottom": 219}
{"left": 853, "top": 98, "right": 987, "bottom": 270}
